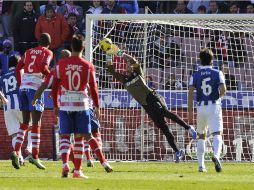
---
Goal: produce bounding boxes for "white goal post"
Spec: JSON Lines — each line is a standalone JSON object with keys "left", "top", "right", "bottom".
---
{"left": 86, "top": 14, "right": 254, "bottom": 162}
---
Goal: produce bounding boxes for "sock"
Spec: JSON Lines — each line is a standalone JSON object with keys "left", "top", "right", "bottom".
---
{"left": 92, "top": 132, "right": 102, "bottom": 149}
{"left": 197, "top": 139, "right": 206, "bottom": 168}
{"left": 60, "top": 135, "right": 71, "bottom": 164}
{"left": 84, "top": 141, "right": 92, "bottom": 160}
{"left": 26, "top": 130, "right": 32, "bottom": 153}
{"left": 69, "top": 144, "right": 74, "bottom": 165}
{"left": 31, "top": 125, "right": 40, "bottom": 159}
{"left": 73, "top": 137, "right": 84, "bottom": 170}
{"left": 88, "top": 137, "right": 106, "bottom": 164}
{"left": 12, "top": 136, "right": 16, "bottom": 149}
{"left": 213, "top": 135, "right": 222, "bottom": 159}
{"left": 15, "top": 123, "right": 29, "bottom": 155}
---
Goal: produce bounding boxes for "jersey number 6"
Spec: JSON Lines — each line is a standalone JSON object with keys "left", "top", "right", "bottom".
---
{"left": 201, "top": 77, "right": 212, "bottom": 96}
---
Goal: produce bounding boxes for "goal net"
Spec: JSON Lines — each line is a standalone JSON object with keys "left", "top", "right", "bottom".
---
{"left": 86, "top": 14, "right": 254, "bottom": 162}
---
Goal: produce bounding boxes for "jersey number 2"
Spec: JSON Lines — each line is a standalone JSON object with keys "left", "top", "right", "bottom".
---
{"left": 201, "top": 77, "right": 212, "bottom": 96}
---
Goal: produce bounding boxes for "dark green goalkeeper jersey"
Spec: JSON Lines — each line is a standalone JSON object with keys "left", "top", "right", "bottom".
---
{"left": 107, "top": 64, "right": 153, "bottom": 105}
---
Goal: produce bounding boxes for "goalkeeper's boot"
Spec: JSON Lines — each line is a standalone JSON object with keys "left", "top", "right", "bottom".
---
{"left": 198, "top": 166, "right": 207, "bottom": 173}
{"left": 62, "top": 164, "right": 70, "bottom": 178}
{"left": 175, "top": 149, "right": 185, "bottom": 163}
{"left": 189, "top": 126, "right": 197, "bottom": 140}
{"left": 29, "top": 157, "right": 46, "bottom": 170}
{"left": 102, "top": 162, "right": 113, "bottom": 173}
{"left": 73, "top": 170, "right": 89, "bottom": 179}
{"left": 11, "top": 151, "right": 20, "bottom": 169}
{"left": 212, "top": 156, "right": 222, "bottom": 172}
{"left": 87, "top": 159, "right": 94, "bottom": 167}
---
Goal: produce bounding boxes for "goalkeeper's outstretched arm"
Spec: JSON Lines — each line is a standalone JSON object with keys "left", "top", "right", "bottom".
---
{"left": 106, "top": 54, "right": 126, "bottom": 84}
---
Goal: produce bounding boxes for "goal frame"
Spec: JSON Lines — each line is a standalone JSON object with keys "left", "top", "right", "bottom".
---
{"left": 85, "top": 14, "right": 254, "bottom": 161}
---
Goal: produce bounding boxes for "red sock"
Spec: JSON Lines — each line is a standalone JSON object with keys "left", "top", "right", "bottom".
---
{"left": 84, "top": 141, "right": 92, "bottom": 160}
{"left": 89, "top": 137, "right": 106, "bottom": 164}
{"left": 92, "top": 132, "right": 102, "bottom": 149}
{"left": 15, "top": 123, "right": 29, "bottom": 155}
{"left": 60, "top": 135, "right": 71, "bottom": 164}
{"left": 73, "top": 137, "right": 84, "bottom": 170}
{"left": 31, "top": 125, "right": 40, "bottom": 159}
{"left": 69, "top": 144, "right": 74, "bottom": 165}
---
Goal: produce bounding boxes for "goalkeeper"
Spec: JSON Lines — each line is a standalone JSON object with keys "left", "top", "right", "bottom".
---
{"left": 104, "top": 43, "right": 197, "bottom": 162}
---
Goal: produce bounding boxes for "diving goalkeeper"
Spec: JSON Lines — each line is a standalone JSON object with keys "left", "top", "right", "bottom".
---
{"left": 104, "top": 43, "right": 197, "bottom": 162}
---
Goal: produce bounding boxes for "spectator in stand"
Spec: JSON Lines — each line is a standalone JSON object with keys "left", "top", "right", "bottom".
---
{"left": 101, "top": 0, "right": 127, "bottom": 14}
{"left": 221, "top": 63, "right": 237, "bottom": 90}
{"left": 197, "top": 5, "right": 207, "bottom": 13}
{"left": 208, "top": 0, "right": 220, "bottom": 14}
{"left": 87, "top": 0, "right": 104, "bottom": 15}
{"left": 13, "top": 1, "right": 38, "bottom": 55}
{"left": 117, "top": 0, "right": 139, "bottom": 14}
{"left": 35, "top": 4, "right": 69, "bottom": 67}
{"left": 0, "top": 40, "right": 20, "bottom": 75}
{"left": 173, "top": 0, "right": 193, "bottom": 14}
{"left": 246, "top": 4, "right": 254, "bottom": 13}
{"left": 40, "top": 0, "right": 59, "bottom": 15}
{"left": 187, "top": 0, "right": 210, "bottom": 14}
{"left": 228, "top": 2, "right": 240, "bottom": 13}
{"left": 65, "top": 13, "right": 80, "bottom": 51}
{"left": 12, "top": 1, "right": 40, "bottom": 20}
{"left": 1, "top": 1, "right": 13, "bottom": 37}
{"left": 57, "top": 1, "right": 83, "bottom": 30}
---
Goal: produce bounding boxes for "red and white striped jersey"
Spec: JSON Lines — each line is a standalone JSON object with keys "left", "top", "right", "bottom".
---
{"left": 16, "top": 46, "right": 52, "bottom": 90}
{"left": 52, "top": 56, "right": 99, "bottom": 111}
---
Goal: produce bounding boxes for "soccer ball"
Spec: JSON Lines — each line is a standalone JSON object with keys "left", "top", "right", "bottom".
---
{"left": 99, "top": 38, "right": 112, "bottom": 52}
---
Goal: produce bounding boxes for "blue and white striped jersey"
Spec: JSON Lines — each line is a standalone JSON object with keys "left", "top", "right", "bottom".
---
{"left": 189, "top": 66, "right": 225, "bottom": 106}
{"left": 0, "top": 67, "right": 20, "bottom": 111}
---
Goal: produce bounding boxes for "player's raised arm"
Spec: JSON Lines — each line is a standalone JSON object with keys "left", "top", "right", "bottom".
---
{"left": 15, "top": 53, "right": 25, "bottom": 86}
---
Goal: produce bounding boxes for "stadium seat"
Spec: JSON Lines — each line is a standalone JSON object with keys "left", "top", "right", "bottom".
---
{"left": 146, "top": 68, "right": 161, "bottom": 89}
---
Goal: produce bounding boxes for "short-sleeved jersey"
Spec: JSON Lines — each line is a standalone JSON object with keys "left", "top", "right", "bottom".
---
{"left": 189, "top": 66, "right": 225, "bottom": 106}
{"left": 0, "top": 67, "right": 20, "bottom": 111}
{"left": 54, "top": 56, "right": 99, "bottom": 111}
{"left": 19, "top": 46, "right": 53, "bottom": 90}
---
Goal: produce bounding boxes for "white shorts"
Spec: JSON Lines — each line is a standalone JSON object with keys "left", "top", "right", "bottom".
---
{"left": 4, "top": 109, "right": 23, "bottom": 136}
{"left": 196, "top": 104, "right": 223, "bottom": 135}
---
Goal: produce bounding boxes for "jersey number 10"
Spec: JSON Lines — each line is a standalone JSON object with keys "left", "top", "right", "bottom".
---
{"left": 66, "top": 70, "right": 81, "bottom": 90}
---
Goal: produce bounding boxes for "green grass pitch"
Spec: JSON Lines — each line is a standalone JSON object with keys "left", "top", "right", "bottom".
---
{"left": 0, "top": 161, "right": 253, "bottom": 190}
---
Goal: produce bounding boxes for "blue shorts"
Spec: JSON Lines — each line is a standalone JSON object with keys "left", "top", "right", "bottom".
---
{"left": 59, "top": 110, "right": 91, "bottom": 135}
{"left": 19, "top": 89, "right": 44, "bottom": 112}
{"left": 90, "top": 108, "right": 100, "bottom": 131}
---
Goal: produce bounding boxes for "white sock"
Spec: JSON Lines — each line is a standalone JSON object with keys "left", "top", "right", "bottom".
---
{"left": 197, "top": 139, "right": 206, "bottom": 168}
{"left": 26, "top": 130, "right": 32, "bottom": 153}
{"left": 12, "top": 136, "right": 16, "bottom": 150}
{"left": 213, "top": 135, "right": 222, "bottom": 159}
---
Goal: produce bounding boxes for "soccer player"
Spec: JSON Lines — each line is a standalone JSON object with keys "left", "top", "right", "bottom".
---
{"left": 188, "top": 48, "right": 226, "bottom": 172}
{"left": 51, "top": 34, "right": 112, "bottom": 178}
{"left": 12, "top": 33, "right": 53, "bottom": 170}
{"left": 32, "top": 49, "right": 72, "bottom": 105}
{"left": 104, "top": 45, "right": 197, "bottom": 162}
{"left": 0, "top": 55, "right": 32, "bottom": 167}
